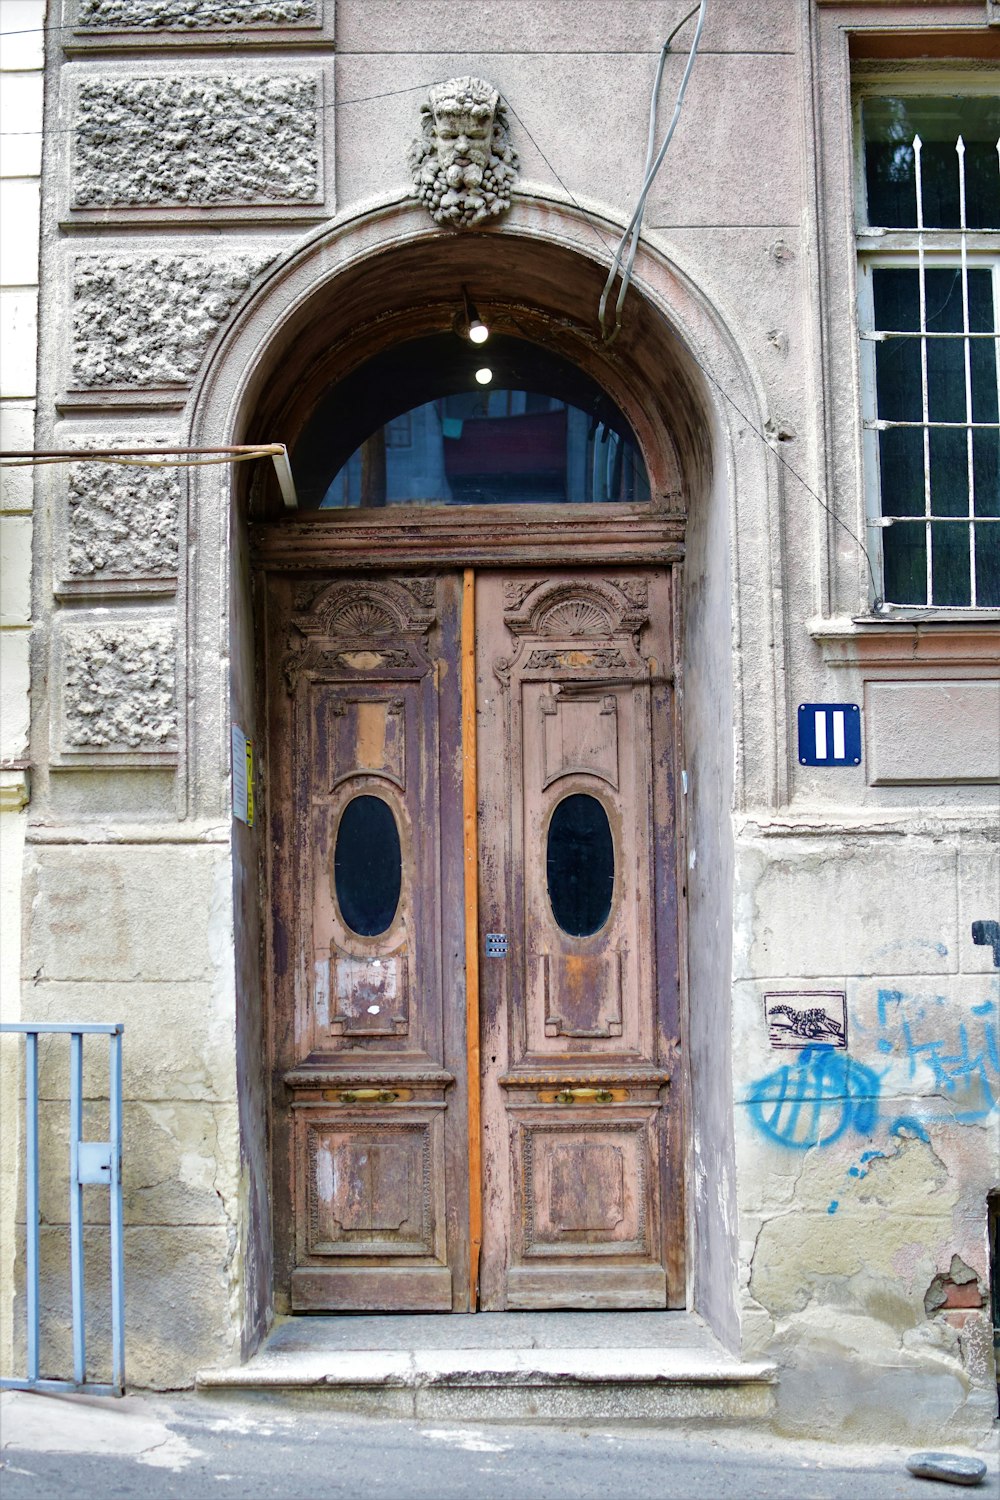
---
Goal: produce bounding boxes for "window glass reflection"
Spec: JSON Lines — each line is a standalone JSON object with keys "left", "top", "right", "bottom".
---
{"left": 320, "top": 391, "right": 649, "bottom": 508}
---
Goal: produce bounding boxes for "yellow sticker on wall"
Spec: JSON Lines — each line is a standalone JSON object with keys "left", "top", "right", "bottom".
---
{"left": 245, "top": 739, "right": 254, "bottom": 828}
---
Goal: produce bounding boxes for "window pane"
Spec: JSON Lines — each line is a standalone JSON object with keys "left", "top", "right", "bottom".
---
{"left": 878, "top": 427, "right": 924, "bottom": 517}
{"left": 292, "top": 333, "right": 652, "bottom": 510}
{"left": 872, "top": 267, "right": 919, "bottom": 332}
{"left": 974, "top": 431, "right": 1000, "bottom": 516}
{"left": 320, "top": 396, "right": 649, "bottom": 508}
{"left": 969, "top": 271, "right": 998, "bottom": 424}
{"left": 925, "top": 269, "right": 966, "bottom": 422}
{"left": 334, "top": 795, "right": 402, "bottom": 938}
{"left": 974, "top": 433, "right": 1000, "bottom": 604}
{"left": 546, "top": 794, "right": 615, "bottom": 938}
{"left": 931, "top": 520, "right": 971, "bottom": 606}
{"left": 975, "top": 520, "right": 1000, "bottom": 607}
{"left": 883, "top": 520, "right": 927, "bottom": 605}
{"left": 863, "top": 96, "right": 1000, "bottom": 228}
{"left": 928, "top": 428, "right": 969, "bottom": 517}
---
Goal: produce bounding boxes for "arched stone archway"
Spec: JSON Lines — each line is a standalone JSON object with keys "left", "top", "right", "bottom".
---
{"left": 184, "top": 194, "right": 780, "bottom": 1353}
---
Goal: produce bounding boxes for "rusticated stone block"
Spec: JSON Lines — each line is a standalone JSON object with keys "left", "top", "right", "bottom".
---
{"left": 76, "top": 0, "right": 317, "bottom": 27}
{"left": 72, "top": 251, "right": 273, "bottom": 387}
{"left": 61, "top": 620, "right": 177, "bottom": 752}
{"left": 73, "top": 75, "right": 319, "bottom": 208}
{"left": 65, "top": 446, "right": 180, "bottom": 583}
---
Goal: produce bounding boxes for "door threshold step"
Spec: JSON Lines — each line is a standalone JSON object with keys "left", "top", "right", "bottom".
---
{"left": 197, "top": 1346, "right": 777, "bottom": 1423}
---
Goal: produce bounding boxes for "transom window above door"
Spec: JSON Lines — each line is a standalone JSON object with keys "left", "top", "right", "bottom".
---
{"left": 291, "top": 333, "right": 651, "bottom": 510}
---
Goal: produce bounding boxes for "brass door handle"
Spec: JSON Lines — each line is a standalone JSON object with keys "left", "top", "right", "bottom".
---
{"left": 338, "top": 1089, "right": 398, "bottom": 1104}
{"left": 554, "top": 1087, "right": 614, "bottom": 1104}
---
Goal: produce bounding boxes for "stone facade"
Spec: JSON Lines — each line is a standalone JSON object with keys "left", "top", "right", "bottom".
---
{"left": 63, "top": 447, "right": 180, "bottom": 587}
{"left": 2, "top": 0, "right": 996, "bottom": 1445}
{"left": 72, "top": 252, "right": 275, "bottom": 386}
{"left": 60, "top": 620, "right": 177, "bottom": 754}
{"left": 75, "top": 0, "right": 317, "bottom": 25}
{"left": 72, "top": 75, "right": 320, "bottom": 208}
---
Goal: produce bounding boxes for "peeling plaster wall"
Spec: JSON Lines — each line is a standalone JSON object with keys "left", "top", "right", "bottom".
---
{"left": 733, "top": 832, "right": 1000, "bottom": 1441}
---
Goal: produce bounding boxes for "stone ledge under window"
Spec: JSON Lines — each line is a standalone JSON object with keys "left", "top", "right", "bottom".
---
{"left": 809, "top": 615, "right": 1000, "bottom": 669}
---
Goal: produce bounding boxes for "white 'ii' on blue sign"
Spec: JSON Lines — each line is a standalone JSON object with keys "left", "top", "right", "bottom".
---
{"left": 797, "top": 703, "right": 861, "bottom": 767}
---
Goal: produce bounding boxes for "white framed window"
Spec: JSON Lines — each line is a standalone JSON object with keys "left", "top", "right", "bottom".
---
{"left": 854, "top": 82, "right": 1000, "bottom": 609}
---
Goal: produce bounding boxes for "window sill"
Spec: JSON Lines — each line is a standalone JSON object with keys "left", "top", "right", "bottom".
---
{"left": 809, "top": 613, "right": 1000, "bottom": 669}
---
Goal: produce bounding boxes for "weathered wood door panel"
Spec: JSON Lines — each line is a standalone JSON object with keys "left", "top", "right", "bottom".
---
{"left": 266, "top": 564, "right": 683, "bottom": 1314}
{"left": 267, "top": 573, "right": 469, "bottom": 1312}
{"left": 476, "top": 571, "right": 682, "bottom": 1310}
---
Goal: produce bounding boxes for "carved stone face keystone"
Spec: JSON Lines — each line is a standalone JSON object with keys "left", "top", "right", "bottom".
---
{"left": 409, "top": 76, "right": 519, "bottom": 228}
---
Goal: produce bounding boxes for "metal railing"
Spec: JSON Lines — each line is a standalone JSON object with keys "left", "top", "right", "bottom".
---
{"left": 0, "top": 1022, "right": 125, "bottom": 1396}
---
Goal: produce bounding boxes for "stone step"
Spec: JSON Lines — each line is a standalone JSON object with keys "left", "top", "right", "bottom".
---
{"left": 197, "top": 1346, "right": 777, "bottom": 1423}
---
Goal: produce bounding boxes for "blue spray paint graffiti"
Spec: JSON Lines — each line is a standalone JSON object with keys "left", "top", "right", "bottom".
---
{"left": 875, "top": 988, "right": 998, "bottom": 1126}
{"left": 745, "top": 1047, "right": 881, "bottom": 1149}
{"left": 744, "top": 985, "right": 999, "bottom": 1148}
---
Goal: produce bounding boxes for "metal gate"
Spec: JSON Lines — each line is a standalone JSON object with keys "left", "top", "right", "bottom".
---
{"left": 0, "top": 1022, "right": 125, "bottom": 1395}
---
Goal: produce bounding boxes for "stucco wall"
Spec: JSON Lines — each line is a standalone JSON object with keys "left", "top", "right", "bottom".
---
{"left": 7, "top": 0, "right": 998, "bottom": 1435}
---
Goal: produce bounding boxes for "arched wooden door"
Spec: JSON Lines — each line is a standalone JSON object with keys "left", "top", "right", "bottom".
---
{"left": 262, "top": 548, "right": 684, "bottom": 1313}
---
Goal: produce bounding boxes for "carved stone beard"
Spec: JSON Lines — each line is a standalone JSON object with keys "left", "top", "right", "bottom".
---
{"left": 424, "top": 145, "right": 490, "bottom": 223}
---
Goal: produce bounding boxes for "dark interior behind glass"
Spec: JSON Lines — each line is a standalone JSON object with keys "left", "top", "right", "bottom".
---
{"left": 292, "top": 333, "right": 651, "bottom": 509}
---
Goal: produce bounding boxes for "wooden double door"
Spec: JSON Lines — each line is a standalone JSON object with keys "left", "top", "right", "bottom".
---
{"left": 266, "top": 566, "right": 684, "bottom": 1313}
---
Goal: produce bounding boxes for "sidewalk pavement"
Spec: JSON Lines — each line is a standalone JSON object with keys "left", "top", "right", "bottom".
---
{"left": 1, "top": 1386, "right": 997, "bottom": 1500}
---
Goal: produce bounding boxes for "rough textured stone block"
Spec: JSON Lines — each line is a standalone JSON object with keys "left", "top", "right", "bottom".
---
{"left": 72, "top": 75, "right": 320, "bottom": 208}
{"left": 866, "top": 680, "right": 1000, "bottom": 785}
{"left": 60, "top": 445, "right": 180, "bottom": 587}
{"left": 58, "top": 619, "right": 177, "bottom": 753}
{"left": 71, "top": 251, "right": 273, "bottom": 387}
{"left": 75, "top": 0, "right": 317, "bottom": 26}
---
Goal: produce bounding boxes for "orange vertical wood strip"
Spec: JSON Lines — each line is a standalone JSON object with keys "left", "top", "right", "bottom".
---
{"left": 461, "top": 568, "right": 483, "bottom": 1310}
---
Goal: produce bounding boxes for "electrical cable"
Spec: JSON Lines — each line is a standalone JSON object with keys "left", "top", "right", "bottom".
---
{"left": 599, "top": 1, "right": 705, "bottom": 344}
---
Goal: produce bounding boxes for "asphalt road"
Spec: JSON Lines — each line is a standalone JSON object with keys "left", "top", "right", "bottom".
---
{"left": 1, "top": 1389, "right": 997, "bottom": 1500}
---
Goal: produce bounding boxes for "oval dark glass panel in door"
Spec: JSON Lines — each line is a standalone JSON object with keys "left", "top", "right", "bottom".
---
{"left": 546, "top": 793, "right": 615, "bottom": 938}
{"left": 334, "top": 795, "right": 402, "bottom": 937}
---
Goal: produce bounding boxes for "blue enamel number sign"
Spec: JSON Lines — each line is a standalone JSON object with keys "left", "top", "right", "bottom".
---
{"left": 798, "top": 703, "right": 861, "bottom": 767}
